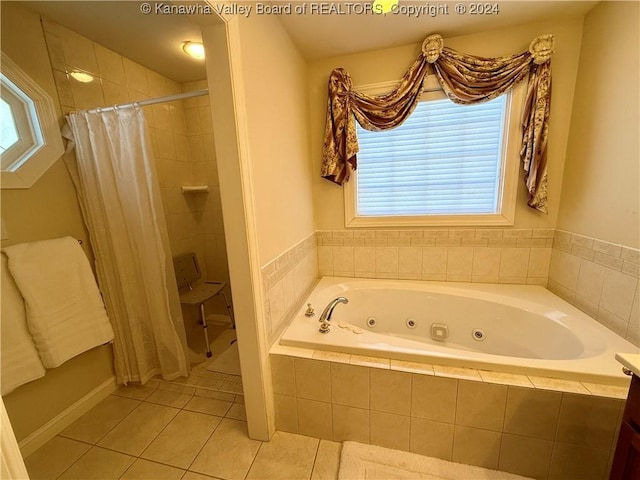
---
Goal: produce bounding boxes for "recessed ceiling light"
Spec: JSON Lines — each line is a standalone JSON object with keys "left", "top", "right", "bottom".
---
{"left": 373, "top": 0, "right": 399, "bottom": 14}
{"left": 69, "top": 70, "right": 94, "bottom": 83}
{"left": 182, "top": 41, "right": 205, "bottom": 60}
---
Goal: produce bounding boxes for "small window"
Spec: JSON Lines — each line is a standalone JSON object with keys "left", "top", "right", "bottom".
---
{"left": 0, "top": 75, "right": 44, "bottom": 172}
{"left": 0, "top": 52, "right": 63, "bottom": 189}
{"left": 344, "top": 78, "right": 524, "bottom": 227}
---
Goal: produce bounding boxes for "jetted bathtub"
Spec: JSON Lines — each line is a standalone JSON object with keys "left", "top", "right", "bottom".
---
{"left": 279, "top": 277, "right": 638, "bottom": 385}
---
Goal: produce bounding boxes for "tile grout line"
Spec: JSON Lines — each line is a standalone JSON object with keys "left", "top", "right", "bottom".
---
{"left": 53, "top": 387, "right": 158, "bottom": 480}
{"left": 55, "top": 382, "right": 243, "bottom": 479}
{"left": 307, "top": 438, "right": 323, "bottom": 480}
{"left": 243, "top": 440, "right": 265, "bottom": 480}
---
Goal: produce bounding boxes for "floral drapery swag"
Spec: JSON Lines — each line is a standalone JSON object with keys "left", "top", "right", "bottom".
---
{"left": 321, "top": 33, "right": 554, "bottom": 213}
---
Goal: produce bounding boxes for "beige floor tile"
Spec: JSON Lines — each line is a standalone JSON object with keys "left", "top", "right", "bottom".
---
{"left": 455, "top": 380, "right": 507, "bottom": 431}
{"left": 369, "top": 411, "right": 410, "bottom": 451}
{"left": 60, "top": 395, "right": 140, "bottom": 444}
{"left": 156, "top": 382, "right": 196, "bottom": 396}
{"left": 452, "top": 425, "right": 501, "bottom": 470}
{"left": 410, "top": 374, "right": 457, "bottom": 423}
{"left": 182, "top": 472, "right": 222, "bottom": 480}
{"left": 503, "top": 386, "right": 562, "bottom": 440}
{"left": 120, "top": 459, "right": 185, "bottom": 479}
{"left": 332, "top": 404, "right": 369, "bottom": 443}
{"left": 225, "top": 402, "right": 247, "bottom": 421}
{"left": 409, "top": 417, "right": 454, "bottom": 461}
{"left": 311, "top": 440, "right": 342, "bottom": 480}
{"left": 141, "top": 410, "right": 222, "bottom": 468}
{"left": 184, "top": 396, "right": 232, "bottom": 416}
{"left": 98, "top": 402, "right": 179, "bottom": 455}
{"left": 113, "top": 383, "right": 158, "bottom": 400}
{"left": 246, "top": 431, "right": 319, "bottom": 480}
{"left": 498, "top": 433, "right": 553, "bottom": 480}
{"left": 190, "top": 419, "right": 261, "bottom": 479}
{"left": 145, "top": 388, "right": 193, "bottom": 408}
{"left": 330, "top": 363, "right": 369, "bottom": 409}
{"left": 58, "top": 446, "right": 135, "bottom": 480}
{"left": 195, "top": 388, "right": 235, "bottom": 402}
{"left": 24, "top": 436, "right": 91, "bottom": 480}
{"left": 370, "top": 369, "right": 411, "bottom": 415}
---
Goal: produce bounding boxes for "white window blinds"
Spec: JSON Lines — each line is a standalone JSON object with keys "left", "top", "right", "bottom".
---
{"left": 355, "top": 95, "right": 508, "bottom": 217}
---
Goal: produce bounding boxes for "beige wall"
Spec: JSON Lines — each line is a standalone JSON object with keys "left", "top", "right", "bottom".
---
{"left": 309, "top": 16, "right": 585, "bottom": 232}
{"left": 0, "top": 2, "right": 114, "bottom": 441}
{"left": 557, "top": 1, "right": 640, "bottom": 248}
{"left": 237, "top": 13, "right": 316, "bottom": 266}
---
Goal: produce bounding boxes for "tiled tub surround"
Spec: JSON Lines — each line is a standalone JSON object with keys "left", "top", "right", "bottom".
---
{"left": 262, "top": 233, "right": 319, "bottom": 343}
{"left": 549, "top": 230, "right": 640, "bottom": 347}
{"left": 317, "top": 228, "right": 553, "bottom": 286}
{"left": 271, "top": 348, "right": 628, "bottom": 480}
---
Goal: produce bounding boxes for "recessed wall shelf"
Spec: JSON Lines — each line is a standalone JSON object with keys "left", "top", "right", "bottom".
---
{"left": 181, "top": 185, "right": 209, "bottom": 194}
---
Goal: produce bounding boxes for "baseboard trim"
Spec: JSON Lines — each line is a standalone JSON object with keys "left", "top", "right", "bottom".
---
{"left": 18, "top": 376, "right": 117, "bottom": 458}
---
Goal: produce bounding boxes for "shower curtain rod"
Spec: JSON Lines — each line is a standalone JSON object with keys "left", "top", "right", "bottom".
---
{"left": 82, "top": 89, "right": 209, "bottom": 114}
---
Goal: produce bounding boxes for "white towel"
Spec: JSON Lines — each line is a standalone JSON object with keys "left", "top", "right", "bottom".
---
{"left": 0, "top": 254, "right": 46, "bottom": 395}
{"left": 3, "top": 237, "right": 114, "bottom": 368}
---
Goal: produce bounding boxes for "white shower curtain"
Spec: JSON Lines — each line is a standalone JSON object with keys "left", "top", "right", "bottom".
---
{"left": 64, "top": 106, "right": 189, "bottom": 384}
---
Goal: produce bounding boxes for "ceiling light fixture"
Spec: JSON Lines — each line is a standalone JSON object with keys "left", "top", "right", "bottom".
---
{"left": 69, "top": 70, "right": 94, "bottom": 83}
{"left": 182, "top": 41, "right": 205, "bottom": 60}
{"left": 373, "top": 0, "right": 399, "bottom": 14}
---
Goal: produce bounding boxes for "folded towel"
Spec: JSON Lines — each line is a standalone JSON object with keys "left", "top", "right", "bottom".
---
{"left": 3, "top": 237, "right": 114, "bottom": 368}
{"left": 1, "top": 254, "right": 46, "bottom": 395}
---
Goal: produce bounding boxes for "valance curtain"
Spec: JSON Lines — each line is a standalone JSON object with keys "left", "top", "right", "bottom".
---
{"left": 63, "top": 107, "right": 189, "bottom": 385}
{"left": 321, "top": 33, "right": 554, "bottom": 213}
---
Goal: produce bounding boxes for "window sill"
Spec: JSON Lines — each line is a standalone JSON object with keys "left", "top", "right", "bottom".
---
{"left": 345, "top": 212, "right": 515, "bottom": 228}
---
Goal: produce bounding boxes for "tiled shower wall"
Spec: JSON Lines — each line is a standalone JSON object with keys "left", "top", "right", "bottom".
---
{"left": 317, "top": 228, "right": 554, "bottom": 285}
{"left": 261, "top": 233, "right": 319, "bottom": 344}
{"left": 180, "top": 81, "right": 229, "bottom": 286}
{"left": 42, "top": 18, "right": 203, "bottom": 270}
{"left": 548, "top": 230, "right": 640, "bottom": 347}
{"left": 41, "top": 18, "right": 232, "bottom": 326}
{"left": 180, "top": 81, "right": 232, "bottom": 318}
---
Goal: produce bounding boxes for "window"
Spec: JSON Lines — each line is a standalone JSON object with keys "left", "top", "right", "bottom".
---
{"left": 344, "top": 77, "right": 524, "bottom": 227}
{"left": 0, "top": 52, "right": 63, "bottom": 189}
{"left": 0, "top": 76, "right": 44, "bottom": 172}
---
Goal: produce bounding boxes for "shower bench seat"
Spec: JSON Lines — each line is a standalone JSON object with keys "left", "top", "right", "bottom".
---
{"left": 174, "top": 253, "right": 235, "bottom": 357}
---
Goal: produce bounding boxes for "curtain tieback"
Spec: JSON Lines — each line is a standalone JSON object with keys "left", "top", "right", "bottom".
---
{"left": 422, "top": 34, "right": 444, "bottom": 63}
{"left": 529, "top": 34, "right": 555, "bottom": 64}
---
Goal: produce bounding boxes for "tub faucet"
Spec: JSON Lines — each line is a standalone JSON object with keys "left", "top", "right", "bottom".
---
{"left": 318, "top": 297, "right": 348, "bottom": 334}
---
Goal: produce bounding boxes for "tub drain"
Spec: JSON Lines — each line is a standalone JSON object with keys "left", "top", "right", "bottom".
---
{"left": 406, "top": 318, "right": 416, "bottom": 329}
{"left": 472, "top": 329, "right": 486, "bottom": 341}
{"left": 367, "top": 317, "right": 376, "bottom": 328}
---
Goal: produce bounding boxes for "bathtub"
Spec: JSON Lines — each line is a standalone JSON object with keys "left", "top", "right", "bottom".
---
{"left": 279, "top": 277, "right": 638, "bottom": 385}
